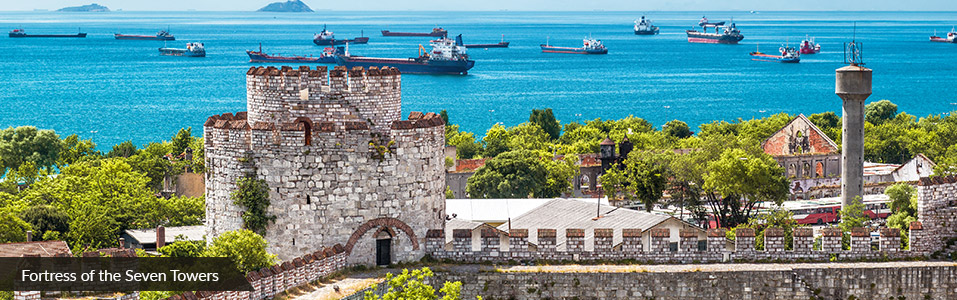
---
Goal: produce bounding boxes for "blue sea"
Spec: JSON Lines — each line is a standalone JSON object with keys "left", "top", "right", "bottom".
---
{"left": 1, "top": 11, "right": 956, "bottom": 149}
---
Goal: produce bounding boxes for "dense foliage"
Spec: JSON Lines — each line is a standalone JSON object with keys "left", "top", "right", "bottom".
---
{"left": 231, "top": 176, "right": 276, "bottom": 235}
{"left": 885, "top": 183, "right": 918, "bottom": 249}
{"left": 466, "top": 149, "right": 578, "bottom": 198}
{"left": 364, "top": 267, "right": 480, "bottom": 300}
{"left": 0, "top": 127, "right": 205, "bottom": 252}
{"left": 204, "top": 229, "right": 278, "bottom": 273}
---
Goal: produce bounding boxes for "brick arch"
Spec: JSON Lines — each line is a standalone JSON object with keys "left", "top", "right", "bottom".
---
{"left": 344, "top": 217, "right": 419, "bottom": 255}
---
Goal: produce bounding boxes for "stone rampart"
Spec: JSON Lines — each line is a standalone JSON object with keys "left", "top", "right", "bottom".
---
{"left": 425, "top": 225, "right": 924, "bottom": 263}
{"left": 429, "top": 262, "right": 957, "bottom": 300}
{"left": 917, "top": 175, "right": 957, "bottom": 255}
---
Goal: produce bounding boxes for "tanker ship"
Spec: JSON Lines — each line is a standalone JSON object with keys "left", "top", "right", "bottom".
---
{"left": 335, "top": 34, "right": 474, "bottom": 75}
{"left": 686, "top": 17, "right": 743, "bottom": 44}
{"left": 115, "top": 30, "right": 175, "bottom": 41}
{"left": 9, "top": 28, "right": 86, "bottom": 38}
{"left": 381, "top": 27, "right": 447, "bottom": 37}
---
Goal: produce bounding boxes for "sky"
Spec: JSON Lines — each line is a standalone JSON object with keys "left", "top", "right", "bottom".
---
{"left": 7, "top": 0, "right": 957, "bottom": 11}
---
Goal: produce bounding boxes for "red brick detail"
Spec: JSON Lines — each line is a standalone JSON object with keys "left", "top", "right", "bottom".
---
{"left": 566, "top": 229, "right": 585, "bottom": 238}
{"left": 455, "top": 158, "right": 488, "bottom": 172}
{"left": 822, "top": 227, "right": 843, "bottom": 237}
{"left": 735, "top": 228, "right": 756, "bottom": 238}
{"left": 764, "top": 227, "right": 785, "bottom": 237}
{"left": 623, "top": 228, "right": 642, "bottom": 237}
{"left": 793, "top": 227, "right": 813, "bottom": 237}
{"left": 679, "top": 229, "right": 698, "bottom": 238}
{"left": 594, "top": 228, "right": 613, "bottom": 238}
{"left": 851, "top": 227, "right": 870, "bottom": 237}
{"left": 538, "top": 229, "right": 556, "bottom": 238}
{"left": 650, "top": 228, "right": 670, "bottom": 238}
{"left": 707, "top": 228, "right": 727, "bottom": 237}
{"left": 344, "top": 217, "right": 419, "bottom": 255}
{"left": 509, "top": 229, "right": 528, "bottom": 238}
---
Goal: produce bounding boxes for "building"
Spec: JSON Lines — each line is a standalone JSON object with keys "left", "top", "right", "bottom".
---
{"left": 495, "top": 198, "right": 707, "bottom": 251}
{"left": 204, "top": 66, "right": 446, "bottom": 265}
{"left": 120, "top": 225, "right": 205, "bottom": 251}
{"left": 762, "top": 114, "right": 841, "bottom": 179}
{"left": 0, "top": 240, "right": 71, "bottom": 257}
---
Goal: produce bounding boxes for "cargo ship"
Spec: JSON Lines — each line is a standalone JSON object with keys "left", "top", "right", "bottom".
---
{"left": 464, "top": 34, "right": 509, "bottom": 48}
{"left": 312, "top": 25, "right": 369, "bottom": 46}
{"left": 686, "top": 17, "right": 743, "bottom": 44}
{"left": 115, "top": 30, "right": 175, "bottom": 41}
{"left": 335, "top": 34, "right": 474, "bottom": 75}
{"left": 159, "top": 42, "right": 206, "bottom": 57}
{"left": 247, "top": 45, "right": 342, "bottom": 63}
{"left": 799, "top": 36, "right": 821, "bottom": 54}
{"left": 930, "top": 28, "right": 957, "bottom": 43}
{"left": 541, "top": 37, "right": 607, "bottom": 54}
{"left": 749, "top": 45, "right": 800, "bottom": 63}
{"left": 381, "top": 27, "right": 447, "bottom": 37}
{"left": 633, "top": 16, "right": 659, "bottom": 35}
{"left": 8, "top": 28, "right": 86, "bottom": 38}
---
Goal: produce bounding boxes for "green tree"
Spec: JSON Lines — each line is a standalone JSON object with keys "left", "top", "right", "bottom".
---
{"left": 446, "top": 127, "right": 481, "bottom": 159}
{"left": 58, "top": 134, "right": 100, "bottom": 167}
{"left": 481, "top": 124, "right": 509, "bottom": 158}
{"left": 0, "top": 212, "right": 32, "bottom": 243}
{"left": 504, "top": 123, "right": 551, "bottom": 152}
{"left": 204, "top": 229, "right": 277, "bottom": 273}
{"left": 541, "top": 153, "right": 579, "bottom": 197}
{"left": 19, "top": 205, "right": 70, "bottom": 239}
{"left": 0, "top": 126, "right": 61, "bottom": 175}
{"left": 663, "top": 120, "right": 693, "bottom": 139}
{"left": 445, "top": 186, "right": 455, "bottom": 199}
{"left": 839, "top": 198, "right": 869, "bottom": 231}
{"left": 885, "top": 183, "right": 918, "bottom": 249}
{"left": 748, "top": 206, "right": 801, "bottom": 250}
{"left": 439, "top": 110, "right": 450, "bottom": 125}
{"left": 600, "top": 151, "right": 672, "bottom": 212}
{"left": 171, "top": 127, "right": 193, "bottom": 155}
{"left": 689, "top": 139, "right": 789, "bottom": 228}
{"left": 107, "top": 140, "right": 138, "bottom": 158}
{"left": 808, "top": 112, "right": 841, "bottom": 141}
{"left": 529, "top": 108, "right": 561, "bottom": 140}
{"left": 231, "top": 177, "right": 275, "bottom": 235}
{"left": 159, "top": 236, "right": 206, "bottom": 258}
{"left": 364, "top": 267, "right": 478, "bottom": 300}
{"left": 865, "top": 100, "right": 898, "bottom": 125}
{"left": 466, "top": 150, "right": 548, "bottom": 198}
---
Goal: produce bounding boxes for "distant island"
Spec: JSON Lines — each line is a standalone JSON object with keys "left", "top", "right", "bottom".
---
{"left": 57, "top": 3, "right": 110, "bottom": 12}
{"left": 257, "top": 0, "right": 313, "bottom": 12}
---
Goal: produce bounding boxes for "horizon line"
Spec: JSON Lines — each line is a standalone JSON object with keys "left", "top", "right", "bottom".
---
{"left": 6, "top": 9, "right": 957, "bottom": 12}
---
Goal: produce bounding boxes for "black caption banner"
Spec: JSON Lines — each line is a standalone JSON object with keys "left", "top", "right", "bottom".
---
{"left": 0, "top": 257, "right": 253, "bottom": 292}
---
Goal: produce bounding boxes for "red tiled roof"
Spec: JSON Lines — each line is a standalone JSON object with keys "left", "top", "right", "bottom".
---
{"left": 0, "top": 240, "right": 72, "bottom": 257}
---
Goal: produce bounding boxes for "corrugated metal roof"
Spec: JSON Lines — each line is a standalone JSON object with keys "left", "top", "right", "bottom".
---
{"left": 446, "top": 198, "right": 608, "bottom": 224}
{"left": 123, "top": 225, "right": 205, "bottom": 244}
{"left": 496, "top": 198, "right": 696, "bottom": 248}
{"left": 0, "top": 240, "right": 71, "bottom": 257}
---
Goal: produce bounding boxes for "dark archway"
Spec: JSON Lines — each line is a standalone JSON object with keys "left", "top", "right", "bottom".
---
{"left": 344, "top": 217, "right": 419, "bottom": 255}
{"left": 294, "top": 117, "right": 313, "bottom": 146}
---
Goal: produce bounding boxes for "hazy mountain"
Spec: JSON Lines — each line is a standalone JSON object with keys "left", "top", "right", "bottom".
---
{"left": 57, "top": 3, "right": 110, "bottom": 12}
{"left": 257, "top": 0, "right": 313, "bottom": 12}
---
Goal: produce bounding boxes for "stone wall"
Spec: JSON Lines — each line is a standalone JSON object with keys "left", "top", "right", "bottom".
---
{"left": 425, "top": 225, "right": 925, "bottom": 263}
{"left": 204, "top": 66, "right": 446, "bottom": 264}
{"left": 917, "top": 175, "right": 957, "bottom": 254}
{"left": 429, "top": 262, "right": 957, "bottom": 300}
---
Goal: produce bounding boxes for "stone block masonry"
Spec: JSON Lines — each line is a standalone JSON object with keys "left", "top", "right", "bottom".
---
{"left": 429, "top": 262, "right": 957, "bottom": 300}
{"left": 204, "top": 66, "right": 446, "bottom": 264}
{"left": 425, "top": 226, "right": 923, "bottom": 263}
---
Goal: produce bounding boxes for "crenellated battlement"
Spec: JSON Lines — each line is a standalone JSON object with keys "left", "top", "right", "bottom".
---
{"left": 425, "top": 225, "right": 928, "bottom": 263}
{"left": 915, "top": 175, "right": 957, "bottom": 254}
{"left": 244, "top": 66, "right": 402, "bottom": 133}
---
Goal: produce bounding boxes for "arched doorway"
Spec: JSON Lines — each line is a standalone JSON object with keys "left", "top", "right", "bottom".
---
{"left": 374, "top": 227, "right": 394, "bottom": 266}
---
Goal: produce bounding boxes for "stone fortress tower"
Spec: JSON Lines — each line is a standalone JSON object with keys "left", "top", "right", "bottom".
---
{"left": 203, "top": 65, "right": 446, "bottom": 265}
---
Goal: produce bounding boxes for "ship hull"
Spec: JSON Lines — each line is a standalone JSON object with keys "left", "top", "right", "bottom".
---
{"left": 381, "top": 30, "right": 447, "bottom": 37}
{"left": 312, "top": 37, "right": 369, "bottom": 46}
{"left": 540, "top": 45, "right": 607, "bottom": 54}
{"left": 335, "top": 56, "right": 473, "bottom": 75}
{"left": 247, "top": 51, "right": 328, "bottom": 63}
{"left": 115, "top": 34, "right": 175, "bottom": 41}
{"left": 9, "top": 33, "right": 86, "bottom": 38}
{"left": 686, "top": 31, "right": 743, "bottom": 44}
{"left": 159, "top": 48, "right": 205, "bottom": 57}
{"left": 930, "top": 36, "right": 956, "bottom": 43}
{"left": 464, "top": 42, "right": 509, "bottom": 48}
{"left": 749, "top": 53, "right": 799, "bottom": 63}
{"left": 634, "top": 28, "right": 659, "bottom": 35}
